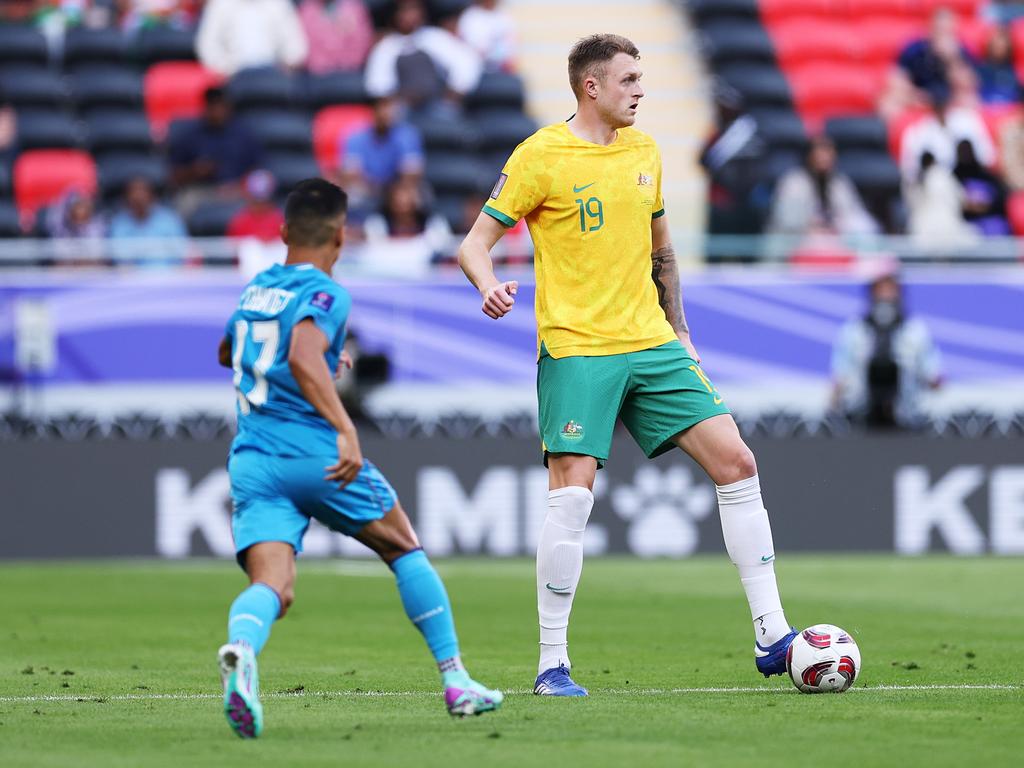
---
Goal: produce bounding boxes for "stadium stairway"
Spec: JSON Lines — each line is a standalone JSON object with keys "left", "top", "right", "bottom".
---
{"left": 502, "top": 0, "right": 711, "bottom": 261}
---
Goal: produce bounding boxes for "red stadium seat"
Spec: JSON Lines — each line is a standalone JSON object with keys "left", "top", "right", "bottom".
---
{"left": 788, "top": 64, "right": 879, "bottom": 128}
{"left": 14, "top": 149, "right": 97, "bottom": 217}
{"left": 1011, "top": 19, "right": 1024, "bottom": 83}
{"left": 758, "top": 0, "right": 833, "bottom": 24}
{"left": 854, "top": 17, "right": 927, "bottom": 64}
{"left": 312, "top": 105, "right": 373, "bottom": 175}
{"left": 144, "top": 61, "right": 223, "bottom": 141}
{"left": 920, "top": 0, "right": 984, "bottom": 20}
{"left": 1006, "top": 190, "right": 1024, "bottom": 236}
{"left": 770, "top": 17, "right": 857, "bottom": 66}
{"left": 838, "top": 0, "right": 920, "bottom": 21}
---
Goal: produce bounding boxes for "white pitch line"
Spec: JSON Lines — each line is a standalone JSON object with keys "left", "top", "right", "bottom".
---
{"left": 0, "top": 684, "right": 1019, "bottom": 704}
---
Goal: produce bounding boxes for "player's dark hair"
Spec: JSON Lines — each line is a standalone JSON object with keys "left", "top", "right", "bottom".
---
{"left": 567, "top": 34, "right": 640, "bottom": 100}
{"left": 284, "top": 179, "right": 348, "bottom": 247}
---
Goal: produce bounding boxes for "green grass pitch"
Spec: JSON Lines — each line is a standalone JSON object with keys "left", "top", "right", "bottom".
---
{"left": 1, "top": 556, "right": 1021, "bottom": 767}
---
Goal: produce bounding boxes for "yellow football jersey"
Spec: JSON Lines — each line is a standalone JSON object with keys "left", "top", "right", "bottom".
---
{"left": 483, "top": 121, "right": 677, "bottom": 358}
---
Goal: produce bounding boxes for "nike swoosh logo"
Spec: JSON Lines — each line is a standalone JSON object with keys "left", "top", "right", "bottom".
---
{"left": 546, "top": 583, "right": 572, "bottom": 593}
{"left": 572, "top": 183, "right": 595, "bottom": 193}
{"left": 761, "top": 554, "right": 775, "bottom": 563}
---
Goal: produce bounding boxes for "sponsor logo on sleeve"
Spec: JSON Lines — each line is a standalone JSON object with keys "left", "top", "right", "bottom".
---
{"left": 490, "top": 173, "right": 508, "bottom": 199}
{"left": 310, "top": 291, "right": 335, "bottom": 312}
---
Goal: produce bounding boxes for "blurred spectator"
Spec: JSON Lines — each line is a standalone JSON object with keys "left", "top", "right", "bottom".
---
{"left": 46, "top": 189, "right": 105, "bottom": 238}
{"left": 975, "top": 26, "right": 1021, "bottom": 104}
{"left": 227, "top": 170, "right": 284, "bottom": 242}
{"left": 196, "top": 0, "right": 308, "bottom": 76}
{"left": 168, "top": 86, "right": 263, "bottom": 211}
{"left": 700, "top": 82, "right": 768, "bottom": 243}
{"left": 899, "top": 98, "right": 995, "bottom": 182}
{"left": 458, "top": 0, "right": 515, "bottom": 71}
{"left": 953, "top": 138, "right": 1010, "bottom": 235}
{"left": 364, "top": 0, "right": 483, "bottom": 115}
{"left": 109, "top": 177, "right": 188, "bottom": 265}
{"left": 362, "top": 178, "right": 452, "bottom": 272}
{"left": 897, "top": 8, "right": 975, "bottom": 105}
{"left": 298, "top": 0, "right": 373, "bottom": 75}
{"left": 831, "top": 271, "right": 942, "bottom": 430}
{"left": 766, "top": 137, "right": 878, "bottom": 238}
{"left": 905, "top": 151, "right": 977, "bottom": 250}
{"left": 341, "top": 95, "right": 424, "bottom": 206}
{"left": 0, "top": 86, "right": 16, "bottom": 167}
{"left": 997, "top": 101, "right": 1024, "bottom": 189}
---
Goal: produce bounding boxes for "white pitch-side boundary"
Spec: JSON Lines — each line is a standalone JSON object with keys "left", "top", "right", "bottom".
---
{"left": 0, "top": 684, "right": 1019, "bottom": 704}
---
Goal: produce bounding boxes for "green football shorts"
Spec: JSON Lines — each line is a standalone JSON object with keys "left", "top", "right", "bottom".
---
{"left": 537, "top": 340, "right": 731, "bottom": 465}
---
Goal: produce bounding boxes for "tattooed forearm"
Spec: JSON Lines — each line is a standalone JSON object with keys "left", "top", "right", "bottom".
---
{"left": 651, "top": 244, "right": 689, "bottom": 334}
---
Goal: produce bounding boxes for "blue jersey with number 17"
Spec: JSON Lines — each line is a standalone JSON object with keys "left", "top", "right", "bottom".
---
{"left": 225, "top": 262, "right": 351, "bottom": 458}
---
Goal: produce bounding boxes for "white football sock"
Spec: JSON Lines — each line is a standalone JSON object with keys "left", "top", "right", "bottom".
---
{"left": 536, "top": 486, "right": 593, "bottom": 675}
{"left": 716, "top": 475, "right": 790, "bottom": 646}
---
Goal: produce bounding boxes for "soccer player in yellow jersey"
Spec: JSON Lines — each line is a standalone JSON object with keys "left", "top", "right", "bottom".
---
{"left": 458, "top": 34, "right": 797, "bottom": 696}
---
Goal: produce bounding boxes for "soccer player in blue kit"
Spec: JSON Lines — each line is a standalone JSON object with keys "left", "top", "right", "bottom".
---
{"left": 216, "top": 179, "right": 502, "bottom": 738}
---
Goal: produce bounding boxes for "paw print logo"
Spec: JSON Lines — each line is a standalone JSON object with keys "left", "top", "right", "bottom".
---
{"left": 611, "top": 466, "right": 714, "bottom": 557}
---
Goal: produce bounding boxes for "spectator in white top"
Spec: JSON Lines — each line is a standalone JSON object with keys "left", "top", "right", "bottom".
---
{"left": 458, "top": 0, "right": 516, "bottom": 71}
{"left": 364, "top": 0, "right": 483, "bottom": 115}
{"left": 197, "top": 0, "right": 309, "bottom": 77}
{"left": 898, "top": 97, "right": 995, "bottom": 183}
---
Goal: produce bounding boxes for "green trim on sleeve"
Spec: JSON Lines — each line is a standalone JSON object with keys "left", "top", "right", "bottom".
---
{"left": 652, "top": 208, "right": 666, "bottom": 219}
{"left": 482, "top": 204, "right": 517, "bottom": 228}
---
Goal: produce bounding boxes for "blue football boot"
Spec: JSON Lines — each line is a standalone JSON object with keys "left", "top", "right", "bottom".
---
{"left": 754, "top": 628, "right": 799, "bottom": 678}
{"left": 534, "top": 665, "right": 588, "bottom": 696}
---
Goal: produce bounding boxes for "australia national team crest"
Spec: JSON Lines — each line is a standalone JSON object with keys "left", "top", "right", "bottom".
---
{"left": 561, "top": 420, "right": 584, "bottom": 440}
{"left": 637, "top": 172, "right": 653, "bottom": 186}
{"left": 310, "top": 291, "right": 335, "bottom": 311}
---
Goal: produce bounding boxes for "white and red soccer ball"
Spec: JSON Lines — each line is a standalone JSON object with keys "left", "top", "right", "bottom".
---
{"left": 786, "top": 624, "right": 861, "bottom": 693}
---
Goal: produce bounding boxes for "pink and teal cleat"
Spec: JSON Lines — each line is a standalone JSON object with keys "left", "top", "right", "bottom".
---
{"left": 218, "top": 643, "right": 264, "bottom": 738}
{"left": 443, "top": 673, "right": 504, "bottom": 717}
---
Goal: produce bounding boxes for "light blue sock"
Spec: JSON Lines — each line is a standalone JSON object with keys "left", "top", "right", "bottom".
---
{"left": 227, "top": 583, "right": 281, "bottom": 656}
{"left": 391, "top": 550, "right": 464, "bottom": 678}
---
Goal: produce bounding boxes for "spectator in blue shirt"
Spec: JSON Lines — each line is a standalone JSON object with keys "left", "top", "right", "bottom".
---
{"left": 109, "top": 177, "right": 188, "bottom": 266}
{"left": 341, "top": 96, "right": 424, "bottom": 210}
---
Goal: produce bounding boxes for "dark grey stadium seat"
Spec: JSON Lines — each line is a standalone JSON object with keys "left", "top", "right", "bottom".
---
{"left": 63, "top": 27, "right": 130, "bottom": 71}
{"left": 0, "top": 162, "right": 10, "bottom": 197}
{"left": 134, "top": 26, "right": 196, "bottom": 66}
{"left": 264, "top": 152, "right": 321, "bottom": 192}
{"left": 410, "top": 112, "right": 479, "bottom": 152}
{"left": 472, "top": 109, "right": 537, "bottom": 154}
{"left": 187, "top": 199, "right": 245, "bottom": 237}
{"left": 431, "top": 0, "right": 471, "bottom": 20}
{"left": 466, "top": 72, "right": 525, "bottom": 111}
{"left": 98, "top": 153, "right": 168, "bottom": 198}
{"left": 243, "top": 111, "right": 313, "bottom": 152}
{"left": 85, "top": 110, "right": 153, "bottom": 155}
{"left": 304, "top": 71, "right": 368, "bottom": 108}
{"left": 436, "top": 194, "right": 471, "bottom": 234}
{"left": 702, "top": 22, "right": 776, "bottom": 66}
{"left": 762, "top": 150, "right": 803, "bottom": 184}
{"left": 720, "top": 65, "right": 792, "bottom": 108}
{"left": 16, "top": 111, "right": 83, "bottom": 150}
{"left": 0, "top": 68, "right": 68, "bottom": 109}
{"left": 0, "top": 26, "right": 48, "bottom": 68}
{"left": 425, "top": 152, "right": 488, "bottom": 196}
{"left": 228, "top": 68, "right": 297, "bottom": 112}
{"left": 71, "top": 68, "right": 145, "bottom": 112}
{"left": 0, "top": 200, "right": 22, "bottom": 237}
{"left": 825, "top": 116, "right": 888, "bottom": 152}
{"left": 689, "top": 0, "right": 760, "bottom": 24}
{"left": 751, "top": 108, "right": 808, "bottom": 150}
{"left": 837, "top": 150, "right": 901, "bottom": 194}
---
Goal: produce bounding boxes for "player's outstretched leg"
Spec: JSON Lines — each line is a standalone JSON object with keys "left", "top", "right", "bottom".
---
{"left": 356, "top": 502, "right": 502, "bottom": 717}
{"left": 674, "top": 416, "right": 796, "bottom": 678}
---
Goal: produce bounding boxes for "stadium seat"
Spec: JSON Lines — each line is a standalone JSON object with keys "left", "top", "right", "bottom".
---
{"left": 769, "top": 18, "right": 857, "bottom": 66}
{"left": 13, "top": 149, "right": 98, "bottom": 217}
{"left": 410, "top": 112, "right": 479, "bottom": 152}
{"left": 842, "top": 0, "right": 919, "bottom": 20}
{"left": 433, "top": 0, "right": 472, "bottom": 20}
{"left": 958, "top": 17, "right": 995, "bottom": 59}
{"left": 0, "top": 162, "right": 9, "bottom": 197}
{"left": 85, "top": 110, "right": 154, "bottom": 156}
{"left": 243, "top": 111, "right": 313, "bottom": 152}
{"left": 0, "top": 68, "right": 68, "bottom": 109}
{"left": 97, "top": 153, "right": 168, "bottom": 199}
{"left": 144, "top": 62, "right": 223, "bottom": 140}
{"left": 788, "top": 64, "right": 877, "bottom": 126}
{"left": 854, "top": 18, "right": 926, "bottom": 65}
{"left": 425, "top": 152, "right": 488, "bottom": 195}
{"left": 472, "top": 110, "right": 536, "bottom": 154}
{"left": 719, "top": 64, "right": 792, "bottom": 107}
{"left": 133, "top": 26, "right": 197, "bottom": 66}
{"left": 186, "top": 199, "right": 246, "bottom": 237}
{"left": 436, "top": 194, "right": 470, "bottom": 233}
{"left": 465, "top": 72, "right": 526, "bottom": 111}
{"left": 264, "top": 152, "right": 322, "bottom": 192}
{"left": 702, "top": 23, "right": 776, "bottom": 66}
{"left": 689, "top": 0, "right": 759, "bottom": 24}
{"left": 762, "top": 150, "right": 803, "bottom": 184}
{"left": 15, "top": 110, "right": 83, "bottom": 150}
{"left": 0, "top": 26, "right": 48, "bottom": 68}
{"left": 836, "top": 150, "right": 901, "bottom": 195}
{"left": 304, "top": 71, "right": 368, "bottom": 109}
{"left": 70, "top": 68, "right": 145, "bottom": 112}
{"left": 0, "top": 200, "right": 22, "bottom": 237}
{"left": 227, "top": 68, "right": 297, "bottom": 113}
{"left": 750, "top": 108, "right": 807, "bottom": 151}
{"left": 312, "top": 104, "right": 373, "bottom": 174}
{"left": 758, "top": 0, "right": 831, "bottom": 23}
{"left": 1007, "top": 190, "right": 1024, "bottom": 235}
{"left": 62, "top": 27, "right": 130, "bottom": 71}
{"left": 1012, "top": 19, "right": 1024, "bottom": 82}
{"left": 825, "top": 116, "right": 889, "bottom": 152}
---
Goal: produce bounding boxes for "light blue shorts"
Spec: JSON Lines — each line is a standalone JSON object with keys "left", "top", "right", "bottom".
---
{"left": 228, "top": 449, "right": 397, "bottom": 567}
